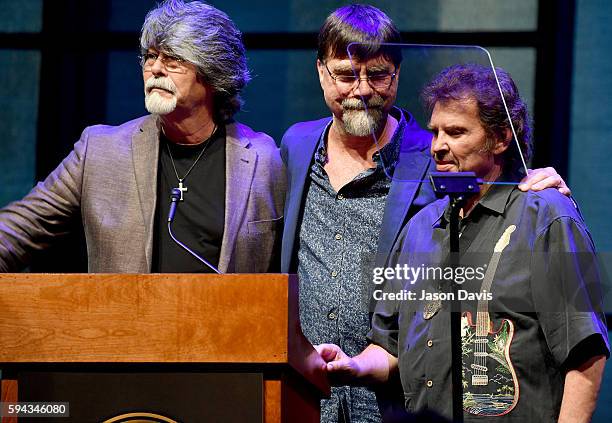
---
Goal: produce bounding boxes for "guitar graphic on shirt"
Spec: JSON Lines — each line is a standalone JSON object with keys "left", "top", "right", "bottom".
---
{"left": 461, "top": 225, "right": 519, "bottom": 417}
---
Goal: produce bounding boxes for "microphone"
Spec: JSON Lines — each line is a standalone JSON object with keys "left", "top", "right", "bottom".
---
{"left": 167, "top": 188, "right": 180, "bottom": 222}
{"left": 167, "top": 188, "right": 222, "bottom": 274}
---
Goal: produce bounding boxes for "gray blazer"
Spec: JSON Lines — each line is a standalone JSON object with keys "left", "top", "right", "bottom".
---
{"left": 0, "top": 115, "right": 286, "bottom": 273}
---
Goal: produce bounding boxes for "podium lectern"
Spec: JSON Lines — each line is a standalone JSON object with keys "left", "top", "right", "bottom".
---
{"left": 0, "top": 273, "right": 330, "bottom": 422}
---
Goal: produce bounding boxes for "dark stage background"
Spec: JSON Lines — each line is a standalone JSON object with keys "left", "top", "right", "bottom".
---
{"left": 0, "top": 0, "right": 610, "bottom": 420}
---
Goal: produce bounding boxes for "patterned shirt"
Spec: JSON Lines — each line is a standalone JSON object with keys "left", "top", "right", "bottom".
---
{"left": 298, "top": 114, "right": 404, "bottom": 423}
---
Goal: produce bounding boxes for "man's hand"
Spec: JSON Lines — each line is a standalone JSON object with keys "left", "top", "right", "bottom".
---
{"left": 518, "top": 167, "right": 571, "bottom": 196}
{"left": 315, "top": 343, "right": 361, "bottom": 385}
{"left": 315, "top": 343, "right": 398, "bottom": 386}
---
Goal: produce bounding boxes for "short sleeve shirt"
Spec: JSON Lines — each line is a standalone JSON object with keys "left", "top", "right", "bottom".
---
{"left": 368, "top": 184, "right": 609, "bottom": 422}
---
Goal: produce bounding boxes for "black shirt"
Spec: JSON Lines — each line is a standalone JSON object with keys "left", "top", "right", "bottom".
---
{"left": 152, "top": 126, "right": 226, "bottom": 272}
{"left": 369, "top": 185, "right": 609, "bottom": 422}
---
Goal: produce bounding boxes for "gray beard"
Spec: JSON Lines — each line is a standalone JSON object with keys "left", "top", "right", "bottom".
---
{"left": 340, "top": 95, "right": 386, "bottom": 137}
{"left": 341, "top": 107, "right": 384, "bottom": 137}
{"left": 144, "top": 91, "right": 177, "bottom": 115}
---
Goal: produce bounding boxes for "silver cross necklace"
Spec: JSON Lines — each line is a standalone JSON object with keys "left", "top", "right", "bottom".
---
{"left": 165, "top": 125, "right": 216, "bottom": 201}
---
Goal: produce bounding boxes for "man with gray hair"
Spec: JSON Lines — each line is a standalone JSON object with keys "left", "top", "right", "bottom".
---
{"left": 0, "top": 0, "right": 284, "bottom": 273}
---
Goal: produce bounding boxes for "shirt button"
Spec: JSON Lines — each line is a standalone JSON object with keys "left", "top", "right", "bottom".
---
{"left": 426, "top": 380, "right": 433, "bottom": 388}
{"left": 335, "top": 233, "right": 342, "bottom": 240}
{"left": 331, "top": 270, "right": 338, "bottom": 277}
{"left": 427, "top": 339, "right": 433, "bottom": 347}
{"left": 327, "top": 311, "right": 337, "bottom": 320}
{"left": 337, "top": 194, "right": 344, "bottom": 200}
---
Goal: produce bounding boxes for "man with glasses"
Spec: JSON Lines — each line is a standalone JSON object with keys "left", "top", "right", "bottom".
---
{"left": 280, "top": 4, "right": 570, "bottom": 422}
{"left": 0, "top": 0, "right": 284, "bottom": 273}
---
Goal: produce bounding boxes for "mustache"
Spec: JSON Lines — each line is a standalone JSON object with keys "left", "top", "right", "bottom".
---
{"left": 145, "top": 77, "right": 177, "bottom": 94}
{"left": 341, "top": 95, "right": 384, "bottom": 111}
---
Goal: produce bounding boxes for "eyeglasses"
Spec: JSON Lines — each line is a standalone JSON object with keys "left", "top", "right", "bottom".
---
{"left": 140, "top": 51, "right": 189, "bottom": 74}
{"left": 324, "top": 62, "right": 396, "bottom": 92}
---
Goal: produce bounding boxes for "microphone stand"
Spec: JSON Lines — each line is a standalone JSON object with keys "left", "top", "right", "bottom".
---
{"left": 167, "top": 188, "right": 221, "bottom": 274}
{"left": 429, "top": 172, "right": 480, "bottom": 423}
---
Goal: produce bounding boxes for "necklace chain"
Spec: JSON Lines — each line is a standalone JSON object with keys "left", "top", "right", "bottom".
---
{"left": 166, "top": 124, "right": 216, "bottom": 183}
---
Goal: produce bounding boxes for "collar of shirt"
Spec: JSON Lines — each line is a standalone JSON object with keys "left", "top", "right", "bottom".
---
{"left": 314, "top": 107, "right": 407, "bottom": 173}
{"left": 436, "top": 182, "right": 517, "bottom": 228}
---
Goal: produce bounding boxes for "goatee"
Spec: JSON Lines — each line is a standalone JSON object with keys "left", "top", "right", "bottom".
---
{"left": 341, "top": 95, "right": 385, "bottom": 137}
{"left": 144, "top": 77, "right": 178, "bottom": 115}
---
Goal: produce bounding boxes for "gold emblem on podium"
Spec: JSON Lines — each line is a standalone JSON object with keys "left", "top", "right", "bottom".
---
{"left": 103, "top": 412, "right": 178, "bottom": 423}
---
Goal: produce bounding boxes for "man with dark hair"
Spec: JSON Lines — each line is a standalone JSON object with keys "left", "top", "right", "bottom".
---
{"left": 0, "top": 0, "right": 284, "bottom": 273}
{"left": 281, "top": 5, "right": 434, "bottom": 421}
{"left": 281, "top": 5, "right": 572, "bottom": 423}
{"left": 421, "top": 64, "right": 532, "bottom": 179}
{"left": 317, "top": 64, "right": 609, "bottom": 422}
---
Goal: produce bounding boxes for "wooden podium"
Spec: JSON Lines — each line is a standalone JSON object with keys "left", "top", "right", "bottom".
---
{"left": 0, "top": 273, "right": 330, "bottom": 422}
